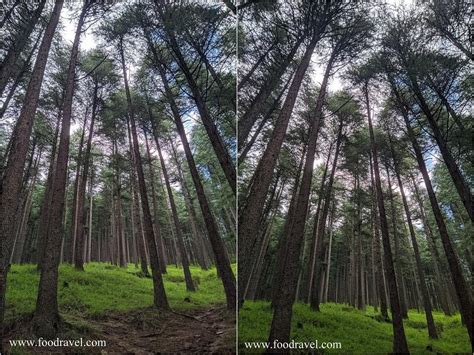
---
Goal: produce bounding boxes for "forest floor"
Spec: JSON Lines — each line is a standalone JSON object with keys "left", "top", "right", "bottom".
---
{"left": 3, "top": 263, "right": 235, "bottom": 354}
{"left": 239, "top": 301, "right": 470, "bottom": 354}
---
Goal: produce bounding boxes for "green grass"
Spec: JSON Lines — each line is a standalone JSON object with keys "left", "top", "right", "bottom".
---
{"left": 239, "top": 301, "right": 470, "bottom": 354}
{"left": 6, "top": 262, "right": 229, "bottom": 323}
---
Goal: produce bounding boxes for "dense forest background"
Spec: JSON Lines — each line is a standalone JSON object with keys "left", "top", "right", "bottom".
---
{"left": 0, "top": 1, "right": 236, "bottom": 352}
{"left": 0, "top": 0, "right": 472, "bottom": 353}
{"left": 237, "top": 0, "right": 472, "bottom": 352}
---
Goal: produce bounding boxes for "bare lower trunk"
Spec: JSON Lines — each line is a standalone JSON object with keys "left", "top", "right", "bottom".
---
{"left": 0, "top": 1, "right": 63, "bottom": 346}
{"left": 390, "top": 77, "right": 473, "bottom": 345}
{"left": 74, "top": 85, "right": 97, "bottom": 270}
{"left": 309, "top": 124, "right": 342, "bottom": 312}
{"left": 411, "top": 177, "right": 453, "bottom": 316}
{"left": 151, "top": 131, "right": 195, "bottom": 291}
{"left": 365, "top": 83, "right": 408, "bottom": 353}
{"left": 170, "top": 142, "right": 211, "bottom": 270}
{"left": 240, "top": 36, "right": 319, "bottom": 307}
{"left": 33, "top": 2, "right": 86, "bottom": 338}
{"left": 385, "top": 165, "right": 408, "bottom": 318}
{"left": 370, "top": 154, "right": 388, "bottom": 319}
{"left": 306, "top": 144, "right": 332, "bottom": 303}
{"left": 120, "top": 39, "right": 169, "bottom": 309}
{"left": 391, "top": 143, "right": 437, "bottom": 338}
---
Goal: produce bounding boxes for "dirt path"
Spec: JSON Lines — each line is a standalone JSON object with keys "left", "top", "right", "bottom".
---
{"left": 5, "top": 306, "right": 235, "bottom": 354}
{"left": 89, "top": 306, "right": 235, "bottom": 354}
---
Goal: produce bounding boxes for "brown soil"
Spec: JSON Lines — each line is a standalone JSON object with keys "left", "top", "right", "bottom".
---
{"left": 4, "top": 306, "right": 236, "bottom": 354}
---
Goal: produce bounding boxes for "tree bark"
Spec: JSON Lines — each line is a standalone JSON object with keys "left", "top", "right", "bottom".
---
{"left": 153, "top": 57, "right": 236, "bottom": 310}
{"left": 151, "top": 131, "right": 195, "bottom": 291}
{"left": 406, "top": 71, "right": 473, "bottom": 221}
{"left": 0, "top": 0, "right": 63, "bottom": 347}
{"left": 119, "top": 38, "right": 169, "bottom": 309}
{"left": 239, "top": 35, "right": 319, "bottom": 307}
{"left": 33, "top": 1, "right": 85, "bottom": 338}
{"left": 385, "top": 165, "right": 408, "bottom": 318}
{"left": 170, "top": 142, "right": 211, "bottom": 270}
{"left": 70, "top": 110, "right": 89, "bottom": 265}
{"left": 369, "top": 153, "right": 388, "bottom": 319}
{"left": 309, "top": 122, "right": 343, "bottom": 312}
{"left": 390, "top": 76, "right": 473, "bottom": 345}
{"left": 390, "top": 136, "right": 438, "bottom": 338}
{"left": 397, "top": 100, "right": 473, "bottom": 346}
{"left": 365, "top": 83, "right": 408, "bottom": 353}
{"left": 0, "top": 0, "right": 46, "bottom": 97}
{"left": 74, "top": 83, "right": 98, "bottom": 270}
{"left": 238, "top": 36, "right": 304, "bottom": 146}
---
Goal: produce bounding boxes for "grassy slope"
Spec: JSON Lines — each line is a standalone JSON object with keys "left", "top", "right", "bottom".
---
{"left": 6, "top": 262, "right": 229, "bottom": 323}
{"left": 239, "top": 301, "right": 470, "bottom": 354}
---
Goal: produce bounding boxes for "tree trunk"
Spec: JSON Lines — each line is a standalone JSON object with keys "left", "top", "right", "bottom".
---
{"left": 238, "top": 40, "right": 277, "bottom": 90}
{"left": 390, "top": 140, "right": 437, "bottom": 338}
{"left": 124, "top": 116, "right": 152, "bottom": 275}
{"left": 426, "top": 75, "right": 465, "bottom": 131}
{"left": 74, "top": 83, "right": 98, "bottom": 270}
{"left": 33, "top": 1, "right": 85, "bottom": 338}
{"left": 12, "top": 149, "right": 42, "bottom": 263}
{"left": 131, "top": 185, "right": 149, "bottom": 276}
{"left": 411, "top": 176, "right": 453, "bottom": 316}
{"left": 270, "top": 146, "right": 306, "bottom": 308}
{"left": 239, "top": 35, "right": 319, "bottom": 307}
{"left": 0, "top": 0, "right": 21, "bottom": 28}
{"left": 0, "top": 0, "right": 63, "bottom": 347}
{"left": 69, "top": 109, "right": 89, "bottom": 264}
{"left": 246, "top": 181, "right": 285, "bottom": 301}
{"left": 306, "top": 143, "right": 332, "bottom": 303}
{"left": 323, "top": 200, "right": 336, "bottom": 303}
{"left": 407, "top": 72, "right": 473, "bottom": 221}
{"left": 309, "top": 122, "right": 343, "bottom": 312}
{"left": 119, "top": 39, "right": 169, "bottom": 309}
{"left": 152, "top": 11, "right": 236, "bottom": 194}
{"left": 385, "top": 165, "right": 408, "bottom": 318}
{"left": 0, "top": 27, "right": 43, "bottom": 121}
{"left": 0, "top": 0, "right": 46, "bottom": 97}
{"left": 238, "top": 76, "right": 291, "bottom": 165}
{"left": 151, "top": 131, "right": 195, "bottom": 291}
{"left": 170, "top": 142, "right": 211, "bottom": 270}
{"left": 153, "top": 57, "right": 235, "bottom": 310}
{"left": 390, "top": 76, "right": 473, "bottom": 345}
{"left": 238, "top": 37, "right": 304, "bottom": 146}
{"left": 365, "top": 83, "right": 408, "bottom": 353}
{"left": 369, "top": 154, "right": 388, "bottom": 318}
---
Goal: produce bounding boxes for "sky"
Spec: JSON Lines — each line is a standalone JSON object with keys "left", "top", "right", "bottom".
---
{"left": 61, "top": 6, "right": 96, "bottom": 51}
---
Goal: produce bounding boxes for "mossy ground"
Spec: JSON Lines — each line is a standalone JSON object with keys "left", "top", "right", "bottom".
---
{"left": 5, "top": 262, "right": 229, "bottom": 323}
{"left": 239, "top": 301, "right": 470, "bottom": 354}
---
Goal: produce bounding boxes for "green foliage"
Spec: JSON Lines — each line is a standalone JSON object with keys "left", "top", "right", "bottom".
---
{"left": 5, "top": 263, "right": 231, "bottom": 323}
{"left": 239, "top": 301, "right": 470, "bottom": 353}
